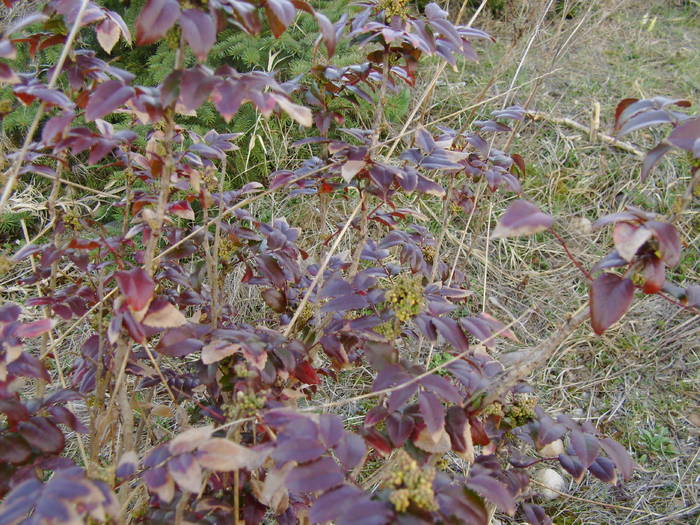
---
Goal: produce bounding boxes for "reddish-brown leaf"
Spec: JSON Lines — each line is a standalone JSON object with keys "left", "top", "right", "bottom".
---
{"left": 641, "top": 256, "right": 665, "bottom": 294}
{"left": 589, "top": 273, "right": 634, "bottom": 335}
{"left": 265, "top": 0, "right": 296, "bottom": 38}
{"left": 135, "top": 0, "right": 180, "bottom": 46}
{"left": 599, "top": 437, "right": 634, "bottom": 481}
{"left": 179, "top": 9, "right": 216, "bottom": 62}
{"left": 315, "top": 12, "right": 336, "bottom": 57}
{"left": 85, "top": 80, "right": 134, "bottom": 121}
{"left": 645, "top": 221, "right": 681, "bottom": 266}
{"left": 293, "top": 361, "right": 320, "bottom": 385}
{"left": 570, "top": 431, "right": 600, "bottom": 468}
{"left": 419, "top": 390, "right": 445, "bottom": 436}
{"left": 493, "top": 200, "right": 552, "bottom": 238}
{"left": 115, "top": 267, "right": 155, "bottom": 311}
{"left": 613, "top": 222, "right": 651, "bottom": 261}
{"left": 143, "top": 298, "right": 187, "bottom": 328}
{"left": 667, "top": 117, "right": 700, "bottom": 151}
{"left": 286, "top": 457, "right": 343, "bottom": 494}
{"left": 197, "top": 438, "right": 262, "bottom": 471}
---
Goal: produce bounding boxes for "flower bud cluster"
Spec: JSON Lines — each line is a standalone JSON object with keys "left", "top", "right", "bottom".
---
{"left": 63, "top": 211, "right": 82, "bottom": 232}
{"left": 374, "top": 319, "right": 401, "bottom": 340}
{"left": 505, "top": 392, "right": 538, "bottom": 425}
{"left": 0, "top": 255, "right": 12, "bottom": 276}
{"left": 232, "top": 390, "right": 265, "bottom": 416}
{"left": 384, "top": 274, "right": 424, "bottom": 322}
{"left": 422, "top": 244, "right": 436, "bottom": 265}
{"left": 379, "top": 0, "right": 409, "bottom": 18}
{"left": 217, "top": 237, "right": 239, "bottom": 263}
{"left": 386, "top": 450, "right": 438, "bottom": 513}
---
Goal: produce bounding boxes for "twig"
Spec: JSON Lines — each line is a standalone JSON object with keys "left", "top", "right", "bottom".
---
{"left": 525, "top": 110, "right": 645, "bottom": 157}
{"left": 549, "top": 228, "right": 593, "bottom": 281}
{"left": 477, "top": 303, "right": 590, "bottom": 408}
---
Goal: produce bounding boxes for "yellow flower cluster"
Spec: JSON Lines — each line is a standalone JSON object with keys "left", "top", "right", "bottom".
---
{"left": 232, "top": 390, "right": 265, "bottom": 416}
{"left": 505, "top": 393, "right": 538, "bottom": 426}
{"left": 0, "top": 255, "right": 13, "bottom": 276}
{"left": 384, "top": 274, "right": 424, "bottom": 322}
{"left": 482, "top": 401, "right": 504, "bottom": 418}
{"left": 374, "top": 319, "right": 401, "bottom": 340}
{"left": 422, "top": 245, "right": 436, "bottom": 265}
{"left": 379, "top": 0, "right": 410, "bottom": 18}
{"left": 450, "top": 202, "right": 463, "bottom": 215}
{"left": 200, "top": 168, "right": 219, "bottom": 191}
{"left": 233, "top": 363, "right": 250, "bottom": 378}
{"left": 386, "top": 450, "right": 438, "bottom": 513}
{"left": 296, "top": 303, "right": 315, "bottom": 327}
{"left": 63, "top": 211, "right": 82, "bottom": 232}
{"left": 217, "top": 237, "right": 239, "bottom": 263}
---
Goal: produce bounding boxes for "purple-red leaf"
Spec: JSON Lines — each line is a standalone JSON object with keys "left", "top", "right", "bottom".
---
{"left": 589, "top": 273, "right": 634, "bottom": 335}
{"left": 618, "top": 109, "right": 673, "bottom": 137}
{"left": 467, "top": 475, "right": 515, "bottom": 515}
{"left": 570, "top": 431, "right": 600, "bottom": 468}
{"left": 493, "top": 200, "right": 552, "bottom": 238}
{"left": 19, "top": 417, "right": 65, "bottom": 454}
{"left": 641, "top": 143, "right": 672, "bottom": 181}
{"left": 333, "top": 433, "right": 366, "bottom": 470}
{"left": 179, "top": 67, "right": 216, "bottom": 112}
{"left": 309, "top": 484, "right": 363, "bottom": 524}
{"left": 600, "top": 437, "right": 634, "bottom": 481}
{"left": 685, "top": 285, "right": 700, "bottom": 307}
{"left": 667, "top": 117, "right": 700, "bottom": 153}
{"left": 558, "top": 453, "right": 585, "bottom": 482}
{"left": 588, "top": 456, "right": 617, "bottom": 484}
{"left": 135, "top": 0, "right": 180, "bottom": 46}
{"left": 85, "top": 80, "right": 134, "bottom": 121}
{"left": 420, "top": 374, "right": 462, "bottom": 403}
{"left": 315, "top": 12, "right": 336, "bottom": 57}
{"left": 180, "top": 9, "right": 216, "bottom": 62}
{"left": 96, "top": 17, "right": 121, "bottom": 54}
{"left": 613, "top": 98, "right": 638, "bottom": 130}
{"left": 386, "top": 413, "right": 414, "bottom": 447}
{"left": 0, "top": 435, "right": 32, "bottom": 464}
{"left": 116, "top": 450, "right": 138, "bottom": 479}
{"left": 613, "top": 222, "right": 651, "bottom": 261}
{"left": 641, "top": 256, "right": 665, "bottom": 294}
{"left": 522, "top": 503, "right": 552, "bottom": 525}
{"left": 286, "top": 457, "right": 343, "bottom": 494}
{"left": 15, "top": 318, "right": 52, "bottom": 338}
{"left": 645, "top": 221, "right": 681, "bottom": 266}
{"left": 419, "top": 390, "right": 445, "bottom": 436}
{"left": 265, "top": 0, "right": 296, "bottom": 38}
{"left": 115, "top": 268, "right": 155, "bottom": 311}
{"left": 318, "top": 414, "right": 344, "bottom": 449}
{"left": 272, "top": 437, "right": 325, "bottom": 464}
{"left": 432, "top": 316, "right": 469, "bottom": 352}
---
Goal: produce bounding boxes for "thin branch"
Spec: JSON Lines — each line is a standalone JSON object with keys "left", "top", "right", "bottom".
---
{"left": 477, "top": 303, "right": 590, "bottom": 408}
{"left": 525, "top": 110, "right": 645, "bottom": 157}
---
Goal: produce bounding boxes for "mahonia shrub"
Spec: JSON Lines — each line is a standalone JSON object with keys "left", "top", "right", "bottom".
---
{"left": 0, "top": 0, "right": 698, "bottom": 523}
